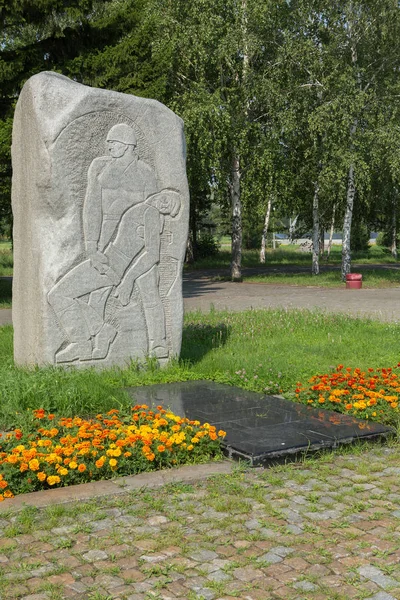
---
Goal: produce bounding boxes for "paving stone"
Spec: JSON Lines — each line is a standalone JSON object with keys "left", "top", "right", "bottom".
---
{"left": 189, "top": 550, "right": 219, "bottom": 561}
{"left": 232, "top": 566, "right": 264, "bottom": 581}
{"left": 293, "top": 580, "right": 318, "bottom": 591}
{"left": 190, "top": 587, "right": 216, "bottom": 600}
{"left": 207, "top": 570, "right": 231, "bottom": 582}
{"left": 82, "top": 549, "right": 109, "bottom": 561}
{"left": 148, "top": 515, "right": 169, "bottom": 526}
{"left": 140, "top": 552, "right": 169, "bottom": 563}
{"left": 257, "top": 551, "right": 283, "bottom": 564}
{"left": 358, "top": 565, "right": 399, "bottom": 589}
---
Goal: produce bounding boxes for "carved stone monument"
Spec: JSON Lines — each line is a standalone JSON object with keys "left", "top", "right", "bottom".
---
{"left": 12, "top": 72, "right": 189, "bottom": 367}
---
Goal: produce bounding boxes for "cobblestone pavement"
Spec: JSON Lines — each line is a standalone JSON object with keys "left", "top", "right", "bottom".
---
{"left": 1, "top": 444, "right": 400, "bottom": 600}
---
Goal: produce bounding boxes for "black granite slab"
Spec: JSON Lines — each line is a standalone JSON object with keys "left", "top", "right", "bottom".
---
{"left": 125, "top": 380, "right": 394, "bottom": 466}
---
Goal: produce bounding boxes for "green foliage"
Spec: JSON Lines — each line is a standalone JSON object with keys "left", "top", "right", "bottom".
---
{"left": 194, "top": 232, "right": 220, "bottom": 259}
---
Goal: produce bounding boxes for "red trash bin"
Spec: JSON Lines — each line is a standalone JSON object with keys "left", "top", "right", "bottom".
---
{"left": 345, "top": 273, "right": 362, "bottom": 289}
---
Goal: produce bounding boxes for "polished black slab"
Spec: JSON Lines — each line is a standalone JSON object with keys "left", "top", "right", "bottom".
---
{"left": 125, "top": 381, "right": 394, "bottom": 466}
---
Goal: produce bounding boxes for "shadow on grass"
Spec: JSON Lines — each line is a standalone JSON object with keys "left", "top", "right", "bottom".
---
{"left": 0, "top": 278, "right": 12, "bottom": 307}
{"left": 180, "top": 322, "right": 231, "bottom": 364}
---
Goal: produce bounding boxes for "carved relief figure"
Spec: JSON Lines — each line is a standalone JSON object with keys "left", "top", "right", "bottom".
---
{"left": 47, "top": 123, "right": 181, "bottom": 363}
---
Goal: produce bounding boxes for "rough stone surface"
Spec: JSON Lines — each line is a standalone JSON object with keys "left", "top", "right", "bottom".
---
{"left": 12, "top": 71, "right": 189, "bottom": 368}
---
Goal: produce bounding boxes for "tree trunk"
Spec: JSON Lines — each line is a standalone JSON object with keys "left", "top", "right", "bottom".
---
{"left": 185, "top": 237, "right": 194, "bottom": 264}
{"left": 341, "top": 163, "right": 355, "bottom": 280}
{"left": 312, "top": 182, "right": 320, "bottom": 275}
{"left": 289, "top": 215, "right": 299, "bottom": 244}
{"left": 391, "top": 194, "right": 397, "bottom": 260}
{"left": 327, "top": 203, "right": 336, "bottom": 259}
{"left": 260, "top": 196, "right": 272, "bottom": 263}
{"left": 230, "top": 154, "right": 242, "bottom": 281}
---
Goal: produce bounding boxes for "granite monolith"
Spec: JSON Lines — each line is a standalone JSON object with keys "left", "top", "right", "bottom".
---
{"left": 12, "top": 72, "right": 189, "bottom": 367}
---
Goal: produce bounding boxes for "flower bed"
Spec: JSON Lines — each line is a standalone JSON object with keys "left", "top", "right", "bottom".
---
{"left": 0, "top": 405, "right": 226, "bottom": 501}
{"left": 295, "top": 364, "right": 400, "bottom": 425}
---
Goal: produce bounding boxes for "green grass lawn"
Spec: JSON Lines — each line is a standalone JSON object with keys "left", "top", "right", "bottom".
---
{"left": 1, "top": 308, "right": 400, "bottom": 431}
{"left": 0, "top": 240, "right": 12, "bottom": 277}
{"left": 186, "top": 243, "right": 398, "bottom": 269}
{"left": 245, "top": 267, "right": 400, "bottom": 288}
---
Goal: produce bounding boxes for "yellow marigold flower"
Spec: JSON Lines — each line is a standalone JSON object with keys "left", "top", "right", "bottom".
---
{"left": 37, "top": 472, "right": 47, "bottom": 482}
{"left": 218, "top": 430, "right": 226, "bottom": 438}
{"left": 109, "top": 458, "right": 117, "bottom": 467}
{"left": 47, "top": 475, "right": 61, "bottom": 486}
{"left": 58, "top": 467, "right": 68, "bottom": 476}
{"left": 191, "top": 437, "right": 200, "bottom": 444}
{"left": 391, "top": 402, "right": 398, "bottom": 408}
{"left": 69, "top": 461, "right": 78, "bottom": 469}
{"left": 29, "top": 458, "right": 40, "bottom": 471}
{"left": 187, "top": 444, "right": 194, "bottom": 451}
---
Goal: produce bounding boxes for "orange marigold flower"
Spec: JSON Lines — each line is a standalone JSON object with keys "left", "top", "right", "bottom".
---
{"left": 29, "top": 458, "right": 40, "bottom": 471}
{"left": 157, "top": 445, "right": 166, "bottom": 452}
{"left": 78, "top": 464, "right": 86, "bottom": 473}
{"left": 3, "top": 490, "right": 14, "bottom": 498}
{"left": 47, "top": 475, "right": 61, "bottom": 486}
{"left": 37, "top": 472, "right": 47, "bottom": 482}
{"left": 0, "top": 480, "right": 8, "bottom": 489}
{"left": 345, "top": 403, "right": 353, "bottom": 410}
{"left": 19, "top": 462, "right": 29, "bottom": 473}
{"left": 146, "top": 453, "right": 155, "bottom": 461}
{"left": 95, "top": 458, "right": 105, "bottom": 468}
{"left": 33, "top": 409, "right": 46, "bottom": 419}
{"left": 391, "top": 402, "right": 398, "bottom": 408}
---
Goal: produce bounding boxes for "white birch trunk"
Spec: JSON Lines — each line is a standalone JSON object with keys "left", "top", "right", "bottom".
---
{"left": 312, "top": 182, "right": 320, "bottom": 275}
{"left": 229, "top": 0, "right": 248, "bottom": 282}
{"left": 260, "top": 196, "right": 272, "bottom": 263}
{"left": 341, "top": 163, "right": 355, "bottom": 280}
{"left": 230, "top": 155, "right": 242, "bottom": 281}
{"left": 391, "top": 193, "right": 397, "bottom": 259}
{"left": 289, "top": 215, "right": 299, "bottom": 244}
{"left": 341, "top": 7, "right": 359, "bottom": 280}
{"left": 327, "top": 203, "right": 336, "bottom": 259}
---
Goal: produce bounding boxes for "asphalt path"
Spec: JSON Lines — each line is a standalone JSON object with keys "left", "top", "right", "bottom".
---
{"left": 2, "top": 270, "right": 400, "bottom": 324}
{"left": 183, "top": 271, "right": 400, "bottom": 321}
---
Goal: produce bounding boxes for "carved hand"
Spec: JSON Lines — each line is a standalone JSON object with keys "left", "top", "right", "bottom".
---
{"left": 90, "top": 251, "right": 109, "bottom": 274}
{"left": 114, "top": 280, "right": 132, "bottom": 306}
